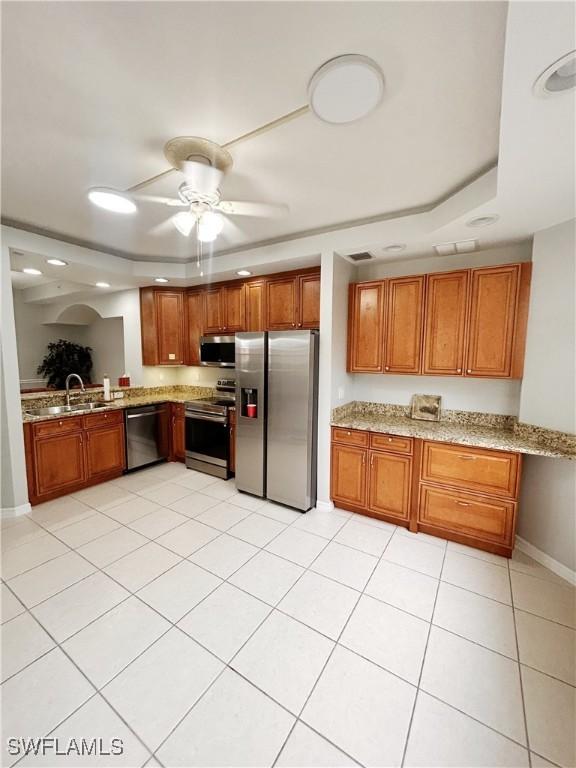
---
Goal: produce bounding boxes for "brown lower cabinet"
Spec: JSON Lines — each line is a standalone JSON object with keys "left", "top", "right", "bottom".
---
{"left": 170, "top": 403, "right": 186, "bottom": 462}
{"left": 331, "top": 427, "right": 522, "bottom": 556}
{"left": 25, "top": 411, "right": 126, "bottom": 505}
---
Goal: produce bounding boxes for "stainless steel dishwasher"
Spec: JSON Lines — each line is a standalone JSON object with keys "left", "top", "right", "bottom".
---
{"left": 125, "top": 404, "right": 169, "bottom": 470}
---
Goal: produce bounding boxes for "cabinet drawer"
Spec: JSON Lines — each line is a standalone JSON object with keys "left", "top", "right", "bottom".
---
{"left": 418, "top": 484, "right": 516, "bottom": 548}
{"left": 33, "top": 416, "right": 83, "bottom": 437}
{"left": 370, "top": 433, "right": 413, "bottom": 454}
{"left": 332, "top": 427, "right": 369, "bottom": 447}
{"left": 83, "top": 410, "right": 123, "bottom": 429}
{"left": 421, "top": 442, "right": 520, "bottom": 499}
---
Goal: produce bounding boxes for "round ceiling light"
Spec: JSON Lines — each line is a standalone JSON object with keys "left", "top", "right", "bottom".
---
{"left": 22, "top": 267, "right": 42, "bottom": 275}
{"left": 95, "top": 282, "right": 110, "bottom": 288}
{"left": 308, "top": 54, "right": 384, "bottom": 124}
{"left": 534, "top": 50, "right": 576, "bottom": 96}
{"left": 88, "top": 187, "right": 137, "bottom": 214}
{"left": 383, "top": 243, "right": 406, "bottom": 253}
{"left": 466, "top": 214, "right": 499, "bottom": 228}
{"left": 236, "top": 270, "right": 252, "bottom": 277}
{"left": 154, "top": 277, "right": 169, "bottom": 283}
{"left": 47, "top": 259, "right": 68, "bottom": 266}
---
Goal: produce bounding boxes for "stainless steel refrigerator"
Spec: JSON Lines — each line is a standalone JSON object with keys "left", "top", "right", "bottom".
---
{"left": 235, "top": 331, "right": 319, "bottom": 511}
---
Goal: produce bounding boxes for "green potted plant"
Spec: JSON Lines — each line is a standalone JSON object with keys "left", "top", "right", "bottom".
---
{"left": 37, "top": 339, "right": 93, "bottom": 390}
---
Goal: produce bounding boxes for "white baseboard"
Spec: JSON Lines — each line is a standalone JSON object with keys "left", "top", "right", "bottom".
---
{"left": 515, "top": 536, "right": 576, "bottom": 586}
{"left": 315, "top": 500, "right": 335, "bottom": 513}
{"left": 1, "top": 502, "right": 32, "bottom": 519}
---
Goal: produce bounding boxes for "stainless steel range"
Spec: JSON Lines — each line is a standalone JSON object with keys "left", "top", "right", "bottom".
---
{"left": 185, "top": 379, "right": 235, "bottom": 479}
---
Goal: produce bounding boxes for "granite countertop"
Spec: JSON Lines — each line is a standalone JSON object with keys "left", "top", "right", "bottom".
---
{"left": 21, "top": 386, "right": 215, "bottom": 423}
{"left": 331, "top": 402, "right": 576, "bottom": 460}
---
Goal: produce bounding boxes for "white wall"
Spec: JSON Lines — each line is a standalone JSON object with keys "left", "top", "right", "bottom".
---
{"left": 349, "top": 241, "right": 532, "bottom": 416}
{"left": 13, "top": 290, "right": 89, "bottom": 385}
{"left": 1, "top": 247, "right": 30, "bottom": 514}
{"left": 515, "top": 220, "right": 576, "bottom": 574}
{"left": 519, "top": 219, "right": 576, "bottom": 433}
{"left": 83, "top": 316, "right": 125, "bottom": 384}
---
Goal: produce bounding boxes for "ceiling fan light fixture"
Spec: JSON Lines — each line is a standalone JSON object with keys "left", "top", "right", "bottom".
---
{"left": 198, "top": 211, "right": 224, "bottom": 243}
{"left": 172, "top": 211, "right": 196, "bottom": 237}
{"left": 308, "top": 54, "right": 384, "bottom": 124}
{"left": 88, "top": 187, "right": 137, "bottom": 214}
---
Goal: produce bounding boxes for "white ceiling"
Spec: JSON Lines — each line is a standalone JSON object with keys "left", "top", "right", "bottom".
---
{"left": 1, "top": 1, "right": 507, "bottom": 260}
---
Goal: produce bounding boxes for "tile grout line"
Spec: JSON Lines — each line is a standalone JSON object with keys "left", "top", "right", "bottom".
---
{"left": 399, "top": 537, "right": 448, "bottom": 767}
{"left": 508, "top": 558, "right": 533, "bottom": 766}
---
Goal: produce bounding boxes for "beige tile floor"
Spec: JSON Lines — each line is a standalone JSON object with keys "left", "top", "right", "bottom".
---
{"left": 1, "top": 460, "right": 575, "bottom": 767}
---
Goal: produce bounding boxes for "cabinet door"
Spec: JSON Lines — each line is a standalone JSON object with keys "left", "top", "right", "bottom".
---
{"left": 368, "top": 451, "right": 412, "bottom": 522}
{"left": 204, "top": 288, "right": 224, "bottom": 334}
{"left": 330, "top": 443, "right": 367, "bottom": 508}
{"left": 245, "top": 280, "right": 266, "bottom": 331}
{"left": 186, "top": 290, "right": 203, "bottom": 365}
{"left": 298, "top": 273, "right": 320, "bottom": 328}
{"left": 384, "top": 276, "right": 424, "bottom": 374}
{"left": 35, "top": 433, "right": 85, "bottom": 496}
{"left": 171, "top": 411, "right": 185, "bottom": 462}
{"left": 156, "top": 291, "right": 185, "bottom": 364}
{"left": 423, "top": 270, "right": 468, "bottom": 375}
{"left": 85, "top": 424, "right": 125, "bottom": 480}
{"left": 223, "top": 283, "right": 246, "bottom": 331}
{"left": 266, "top": 277, "right": 297, "bottom": 330}
{"left": 347, "top": 282, "right": 385, "bottom": 372}
{"left": 465, "top": 265, "right": 520, "bottom": 378}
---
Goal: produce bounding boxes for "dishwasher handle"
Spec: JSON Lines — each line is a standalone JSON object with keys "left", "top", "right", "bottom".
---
{"left": 126, "top": 411, "right": 159, "bottom": 419}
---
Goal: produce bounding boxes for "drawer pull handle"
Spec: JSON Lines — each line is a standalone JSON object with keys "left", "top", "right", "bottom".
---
{"left": 459, "top": 456, "right": 477, "bottom": 460}
{"left": 457, "top": 501, "right": 470, "bottom": 507}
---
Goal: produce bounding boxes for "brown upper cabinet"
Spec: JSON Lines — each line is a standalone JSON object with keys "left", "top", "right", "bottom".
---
{"left": 141, "top": 267, "right": 320, "bottom": 366}
{"left": 185, "top": 289, "right": 203, "bottom": 366}
{"left": 347, "top": 281, "right": 385, "bottom": 372}
{"left": 141, "top": 288, "right": 185, "bottom": 365}
{"left": 423, "top": 270, "right": 469, "bottom": 375}
{"left": 347, "top": 262, "right": 531, "bottom": 379}
{"left": 466, "top": 263, "right": 531, "bottom": 378}
{"left": 245, "top": 280, "right": 266, "bottom": 332}
{"left": 204, "top": 283, "right": 246, "bottom": 334}
{"left": 266, "top": 271, "right": 321, "bottom": 330}
{"left": 384, "top": 276, "right": 425, "bottom": 374}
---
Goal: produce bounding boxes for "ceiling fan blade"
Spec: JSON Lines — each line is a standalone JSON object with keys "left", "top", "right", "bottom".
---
{"left": 132, "top": 193, "right": 187, "bottom": 207}
{"left": 148, "top": 216, "right": 178, "bottom": 236}
{"left": 217, "top": 200, "right": 289, "bottom": 218}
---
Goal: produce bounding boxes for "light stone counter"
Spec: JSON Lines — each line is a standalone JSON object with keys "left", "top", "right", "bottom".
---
{"left": 331, "top": 402, "right": 576, "bottom": 460}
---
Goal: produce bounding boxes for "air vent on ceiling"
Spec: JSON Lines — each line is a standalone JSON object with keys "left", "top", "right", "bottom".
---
{"left": 347, "top": 251, "right": 374, "bottom": 262}
{"left": 433, "top": 239, "right": 478, "bottom": 257}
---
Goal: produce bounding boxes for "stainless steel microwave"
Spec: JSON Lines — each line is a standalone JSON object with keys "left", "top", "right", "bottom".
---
{"left": 199, "top": 335, "right": 236, "bottom": 368}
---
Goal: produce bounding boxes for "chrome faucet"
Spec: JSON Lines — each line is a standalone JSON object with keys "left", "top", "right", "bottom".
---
{"left": 65, "top": 373, "right": 85, "bottom": 407}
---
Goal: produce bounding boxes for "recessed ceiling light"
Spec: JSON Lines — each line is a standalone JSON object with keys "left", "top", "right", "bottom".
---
{"left": 95, "top": 282, "right": 110, "bottom": 288}
{"left": 22, "top": 267, "right": 42, "bottom": 275}
{"left": 88, "top": 187, "right": 137, "bottom": 214}
{"left": 383, "top": 244, "right": 406, "bottom": 253}
{"left": 236, "top": 270, "right": 252, "bottom": 277}
{"left": 154, "top": 277, "right": 169, "bottom": 283}
{"left": 46, "top": 258, "right": 68, "bottom": 266}
{"left": 308, "top": 54, "right": 384, "bottom": 124}
{"left": 534, "top": 50, "right": 576, "bottom": 95}
{"left": 466, "top": 214, "right": 499, "bottom": 228}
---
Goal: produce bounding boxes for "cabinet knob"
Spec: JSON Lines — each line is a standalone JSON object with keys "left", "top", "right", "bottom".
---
{"left": 457, "top": 368, "right": 462, "bottom": 373}
{"left": 385, "top": 366, "right": 390, "bottom": 371}
{"left": 292, "top": 323, "right": 296, "bottom": 327}
{"left": 467, "top": 369, "right": 472, "bottom": 374}
{"left": 59, "top": 421, "right": 63, "bottom": 425}
{"left": 388, "top": 438, "right": 393, "bottom": 442}
{"left": 346, "top": 431, "right": 351, "bottom": 435}
{"left": 457, "top": 501, "right": 470, "bottom": 507}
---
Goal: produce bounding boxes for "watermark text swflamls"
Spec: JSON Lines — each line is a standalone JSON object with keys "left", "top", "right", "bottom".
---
{"left": 7, "top": 738, "right": 124, "bottom": 757}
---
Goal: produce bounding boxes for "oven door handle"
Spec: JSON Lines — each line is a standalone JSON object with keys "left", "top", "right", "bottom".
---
{"left": 186, "top": 412, "right": 228, "bottom": 424}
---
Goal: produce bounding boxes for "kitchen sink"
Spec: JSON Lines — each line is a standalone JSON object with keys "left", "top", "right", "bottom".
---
{"left": 25, "top": 402, "right": 110, "bottom": 417}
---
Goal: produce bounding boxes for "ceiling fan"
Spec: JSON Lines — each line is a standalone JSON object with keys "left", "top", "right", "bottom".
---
{"left": 87, "top": 54, "right": 385, "bottom": 258}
